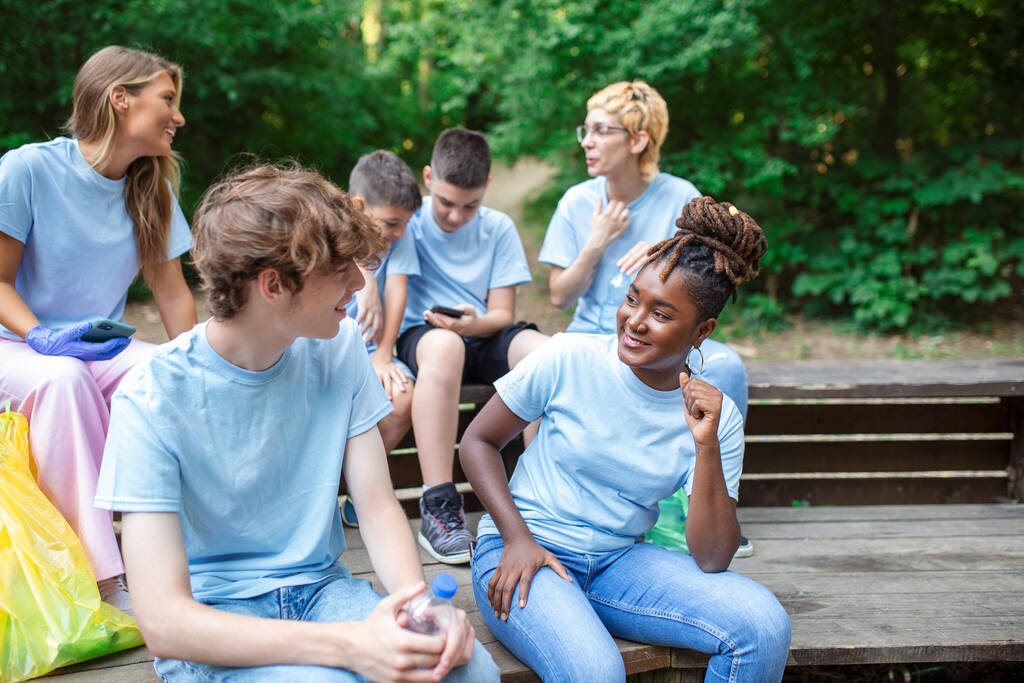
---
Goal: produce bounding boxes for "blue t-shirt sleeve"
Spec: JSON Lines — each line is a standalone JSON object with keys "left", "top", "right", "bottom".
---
{"left": 488, "top": 215, "right": 531, "bottom": 290}
{"left": 0, "top": 149, "right": 34, "bottom": 243}
{"left": 538, "top": 195, "right": 581, "bottom": 268}
{"left": 95, "top": 379, "right": 183, "bottom": 512}
{"left": 680, "top": 396, "right": 745, "bottom": 501}
{"left": 341, "top": 326, "right": 394, "bottom": 437}
{"left": 386, "top": 231, "right": 420, "bottom": 277}
{"left": 493, "top": 334, "right": 561, "bottom": 422}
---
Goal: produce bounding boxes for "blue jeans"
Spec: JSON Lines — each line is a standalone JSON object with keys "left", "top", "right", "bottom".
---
{"left": 155, "top": 575, "right": 499, "bottom": 682}
{"left": 690, "top": 338, "right": 748, "bottom": 422}
{"left": 471, "top": 534, "right": 789, "bottom": 683}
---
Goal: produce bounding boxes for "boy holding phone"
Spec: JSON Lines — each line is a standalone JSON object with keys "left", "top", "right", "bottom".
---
{"left": 396, "top": 128, "right": 548, "bottom": 564}
{"left": 95, "top": 164, "right": 498, "bottom": 681}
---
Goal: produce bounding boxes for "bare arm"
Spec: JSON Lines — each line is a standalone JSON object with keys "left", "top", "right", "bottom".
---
{"left": 421, "top": 285, "right": 516, "bottom": 339}
{"left": 148, "top": 257, "right": 197, "bottom": 339}
{"left": 459, "top": 395, "right": 571, "bottom": 620}
{"left": 679, "top": 374, "right": 741, "bottom": 572}
{"left": 548, "top": 199, "right": 630, "bottom": 309}
{"left": 343, "top": 426, "right": 423, "bottom": 592}
{"left": 354, "top": 264, "right": 383, "bottom": 344}
{"left": 0, "top": 232, "right": 39, "bottom": 338}
{"left": 371, "top": 274, "right": 411, "bottom": 398}
{"left": 345, "top": 425, "right": 478, "bottom": 676}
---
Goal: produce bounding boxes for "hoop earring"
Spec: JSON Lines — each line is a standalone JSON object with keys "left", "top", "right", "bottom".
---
{"left": 686, "top": 345, "right": 705, "bottom": 376}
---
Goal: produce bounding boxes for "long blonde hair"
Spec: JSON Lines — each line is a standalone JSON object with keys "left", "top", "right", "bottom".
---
{"left": 64, "top": 45, "right": 183, "bottom": 284}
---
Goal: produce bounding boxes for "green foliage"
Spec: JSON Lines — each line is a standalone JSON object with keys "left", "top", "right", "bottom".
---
{"left": 1, "top": 0, "right": 1020, "bottom": 332}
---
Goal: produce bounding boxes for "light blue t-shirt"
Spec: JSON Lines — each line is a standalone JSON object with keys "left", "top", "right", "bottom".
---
{"left": 95, "top": 318, "right": 392, "bottom": 601}
{"left": 476, "top": 333, "right": 744, "bottom": 554}
{"left": 401, "top": 197, "right": 531, "bottom": 335}
{"left": 345, "top": 232, "right": 420, "bottom": 354}
{"left": 0, "top": 137, "right": 193, "bottom": 339}
{"left": 539, "top": 173, "right": 700, "bottom": 333}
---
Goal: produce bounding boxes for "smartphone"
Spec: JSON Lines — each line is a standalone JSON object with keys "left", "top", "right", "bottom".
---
{"left": 80, "top": 319, "right": 136, "bottom": 343}
{"left": 430, "top": 305, "right": 465, "bottom": 318}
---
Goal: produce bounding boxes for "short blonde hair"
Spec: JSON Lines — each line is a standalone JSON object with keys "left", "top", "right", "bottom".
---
{"left": 192, "top": 164, "right": 387, "bottom": 320}
{"left": 587, "top": 81, "right": 668, "bottom": 181}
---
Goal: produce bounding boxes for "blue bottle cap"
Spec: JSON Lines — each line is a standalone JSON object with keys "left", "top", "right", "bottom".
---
{"left": 431, "top": 573, "right": 458, "bottom": 599}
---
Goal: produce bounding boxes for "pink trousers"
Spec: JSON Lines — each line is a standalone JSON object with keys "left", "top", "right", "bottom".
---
{"left": 0, "top": 337, "right": 155, "bottom": 580}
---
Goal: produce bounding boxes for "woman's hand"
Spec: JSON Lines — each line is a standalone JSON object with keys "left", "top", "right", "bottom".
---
{"left": 587, "top": 198, "right": 630, "bottom": 252}
{"left": 679, "top": 371, "right": 722, "bottom": 448}
{"left": 488, "top": 537, "right": 571, "bottom": 621}
{"left": 25, "top": 322, "right": 129, "bottom": 361}
{"left": 616, "top": 240, "right": 652, "bottom": 276}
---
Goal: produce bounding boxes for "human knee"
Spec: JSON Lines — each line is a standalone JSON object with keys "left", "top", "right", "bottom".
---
{"left": 31, "top": 356, "right": 95, "bottom": 393}
{"left": 552, "top": 645, "right": 624, "bottom": 683}
{"left": 415, "top": 331, "right": 465, "bottom": 379}
{"left": 733, "top": 583, "right": 791, "bottom": 659}
{"left": 507, "top": 329, "right": 549, "bottom": 368}
{"left": 388, "top": 384, "right": 414, "bottom": 421}
{"left": 442, "top": 640, "right": 500, "bottom": 683}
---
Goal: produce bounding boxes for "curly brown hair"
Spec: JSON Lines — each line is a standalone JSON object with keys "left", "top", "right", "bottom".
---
{"left": 192, "top": 163, "right": 387, "bottom": 320}
{"left": 645, "top": 197, "right": 768, "bottom": 320}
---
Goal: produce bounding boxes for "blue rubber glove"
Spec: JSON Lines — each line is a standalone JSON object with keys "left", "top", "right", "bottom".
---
{"left": 25, "top": 322, "right": 130, "bottom": 361}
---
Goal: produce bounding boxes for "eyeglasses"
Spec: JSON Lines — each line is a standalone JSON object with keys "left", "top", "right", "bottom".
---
{"left": 576, "top": 124, "right": 630, "bottom": 143}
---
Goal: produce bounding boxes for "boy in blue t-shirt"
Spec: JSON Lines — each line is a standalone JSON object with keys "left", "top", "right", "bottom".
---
{"left": 94, "top": 165, "right": 497, "bottom": 682}
{"left": 346, "top": 150, "right": 422, "bottom": 454}
{"left": 396, "top": 128, "right": 549, "bottom": 565}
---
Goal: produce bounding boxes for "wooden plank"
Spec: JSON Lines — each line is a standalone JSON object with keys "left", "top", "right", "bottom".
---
{"left": 738, "top": 516, "right": 1024, "bottom": 540}
{"left": 43, "top": 662, "right": 159, "bottom": 682}
{"left": 746, "top": 401, "right": 1011, "bottom": 435}
{"left": 736, "top": 503, "right": 1023, "bottom": 523}
{"left": 737, "top": 570, "right": 1024, "bottom": 597}
{"left": 784, "top": 616, "right": 1024, "bottom": 665}
{"left": 738, "top": 476, "right": 1008, "bottom": 506}
{"left": 743, "top": 439, "right": 1010, "bottom": 474}
{"left": 747, "top": 358, "right": 1024, "bottom": 399}
{"left": 726, "top": 536, "right": 1024, "bottom": 574}
{"left": 42, "top": 647, "right": 156, "bottom": 680}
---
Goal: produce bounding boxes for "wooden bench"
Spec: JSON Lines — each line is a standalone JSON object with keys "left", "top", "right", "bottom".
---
{"left": 46, "top": 358, "right": 1024, "bottom": 681}
{"left": 377, "top": 358, "right": 1024, "bottom": 512}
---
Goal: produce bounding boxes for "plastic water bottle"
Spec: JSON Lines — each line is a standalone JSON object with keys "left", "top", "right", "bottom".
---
{"left": 405, "top": 573, "right": 457, "bottom": 635}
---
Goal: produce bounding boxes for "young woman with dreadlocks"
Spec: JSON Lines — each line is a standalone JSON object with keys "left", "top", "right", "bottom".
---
{"left": 460, "top": 197, "right": 791, "bottom": 683}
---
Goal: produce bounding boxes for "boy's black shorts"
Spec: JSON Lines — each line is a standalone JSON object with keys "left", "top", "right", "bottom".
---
{"left": 396, "top": 321, "right": 539, "bottom": 383}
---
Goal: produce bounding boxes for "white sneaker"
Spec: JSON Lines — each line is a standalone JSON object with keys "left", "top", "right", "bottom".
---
{"left": 98, "top": 574, "right": 133, "bottom": 616}
{"left": 734, "top": 536, "right": 754, "bottom": 559}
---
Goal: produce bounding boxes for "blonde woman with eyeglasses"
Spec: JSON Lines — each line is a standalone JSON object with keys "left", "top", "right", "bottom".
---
{"left": 0, "top": 45, "right": 196, "bottom": 614}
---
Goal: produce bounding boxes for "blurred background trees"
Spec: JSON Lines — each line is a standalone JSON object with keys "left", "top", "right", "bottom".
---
{"left": 1, "top": 0, "right": 1020, "bottom": 332}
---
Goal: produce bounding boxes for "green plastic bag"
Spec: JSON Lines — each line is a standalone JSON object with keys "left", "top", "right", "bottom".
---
{"left": 645, "top": 488, "right": 690, "bottom": 555}
{"left": 0, "top": 405, "right": 143, "bottom": 682}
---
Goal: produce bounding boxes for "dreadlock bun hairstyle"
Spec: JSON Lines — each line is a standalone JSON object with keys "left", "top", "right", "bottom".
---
{"left": 645, "top": 196, "right": 767, "bottom": 320}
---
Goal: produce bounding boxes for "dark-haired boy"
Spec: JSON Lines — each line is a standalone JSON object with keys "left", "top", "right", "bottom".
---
{"left": 396, "top": 128, "right": 548, "bottom": 564}
{"left": 95, "top": 164, "right": 498, "bottom": 681}
{"left": 346, "top": 150, "right": 422, "bottom": 456}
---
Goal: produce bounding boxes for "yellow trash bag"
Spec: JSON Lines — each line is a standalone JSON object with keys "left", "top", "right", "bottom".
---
{"left": 0, "top": 405, "right": 142, "bottom": 682}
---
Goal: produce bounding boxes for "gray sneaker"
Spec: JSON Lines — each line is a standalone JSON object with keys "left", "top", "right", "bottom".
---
{"left": 734, "top": 536, "right": 754, "bottom": 559}
{"left": 418, "top": 483, "right": 474, "bottom": 564}
{"left": 98, "top": 574, "right": 133, "bottom": 616}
